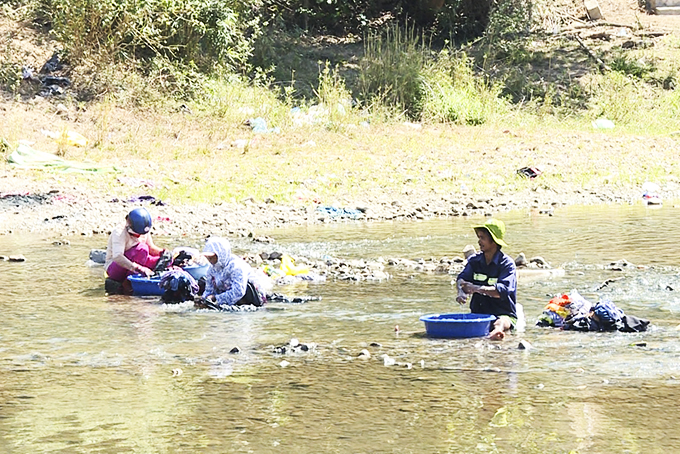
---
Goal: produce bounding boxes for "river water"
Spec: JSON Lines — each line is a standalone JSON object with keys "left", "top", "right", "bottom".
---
{"left": 1, "top": 203, "right": 680, "bottom": 453}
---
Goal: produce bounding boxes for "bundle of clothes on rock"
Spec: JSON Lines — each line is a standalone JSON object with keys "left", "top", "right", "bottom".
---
{"left": 536, "top": 289, "right": 650, "bottom": 332}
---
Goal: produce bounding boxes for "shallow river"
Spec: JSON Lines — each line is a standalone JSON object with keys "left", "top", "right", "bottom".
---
{"left": 2, "top": 203, "right": 680, "bottom": 453}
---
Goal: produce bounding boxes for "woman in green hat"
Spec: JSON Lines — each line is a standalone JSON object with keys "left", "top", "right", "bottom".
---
{"left": 456, "top": 218, "right": 517, "bottom": 340}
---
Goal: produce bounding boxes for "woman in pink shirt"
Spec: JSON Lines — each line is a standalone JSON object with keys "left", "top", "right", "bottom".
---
{"left": 104, "top": 207, "right": 165, "bottom": 295}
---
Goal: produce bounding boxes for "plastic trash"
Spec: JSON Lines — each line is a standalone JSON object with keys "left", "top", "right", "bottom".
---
{"left": 516, "top": 166, "right": 542, "bottom": 179}
{"left": 41, "top": 129, "right": 88, "bottom": 147}
{"left": 280, "top": 255, "right": 310, "bottom": 276}
{"left": 21, "top": 67, "right": 34, "bottom": 79}
{"left": 248, "top": 117, "right": 280, "bottom": 134}
{"left": 249, "top": 117, "right": 267, "bottom": 133}
{"left": 316, "top": 206, "right": 363, "bottom": 219}
{"left": 89, "top": 249, "right": 106, "bottom": 264}
{"left": 40, "top": 52, "right": 63, "bottom": 74}
{"left": 642, "top": 182, "right": 662, "bottom": 205}
{"left": 592, "top": 118, "right": 615, "bottom": 130}
{"left": 382, "top": 354, "right": 396, "bottom": 366}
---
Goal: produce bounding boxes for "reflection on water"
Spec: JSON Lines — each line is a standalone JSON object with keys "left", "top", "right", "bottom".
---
{"left": 1, "top": 203, "right": 680, "bottom": 452}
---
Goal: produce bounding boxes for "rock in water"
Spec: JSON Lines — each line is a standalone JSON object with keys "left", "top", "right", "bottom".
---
{"left": 518, "top": 339, "right": 533, "bottom": 350}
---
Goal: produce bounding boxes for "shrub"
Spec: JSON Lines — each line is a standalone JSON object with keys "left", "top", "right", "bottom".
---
{"left": 36, "top": 0, "right": 259, "bottom": 73}
{"left": 586, "top": 72, "right": 655, "bottom": 124}
{"left": 359, "top": 24, "right": 428, "bottom": 118}
{"left": 610, "top": 52, "right": 656, "bottom": 79}
{"left": 420, "top": 51, "right": 507, "bottom": 125}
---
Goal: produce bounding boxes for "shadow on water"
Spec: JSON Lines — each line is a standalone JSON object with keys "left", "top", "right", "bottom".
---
{"left": 1, "top": 203, "right": 680, "bottom": 452}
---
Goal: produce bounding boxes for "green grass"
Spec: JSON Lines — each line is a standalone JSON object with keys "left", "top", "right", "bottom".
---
{"left": 3, "top": 5, "right": 680, "bottom": 207}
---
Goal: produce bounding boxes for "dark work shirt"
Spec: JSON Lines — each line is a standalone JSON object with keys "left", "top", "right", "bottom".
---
{"left": 458, "top": 250, "right": 517, "bottom": 319}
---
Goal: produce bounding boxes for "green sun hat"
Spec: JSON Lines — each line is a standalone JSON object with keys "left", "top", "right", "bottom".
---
{"left": 472, "top": 218, "right": 508, "bottom": 248}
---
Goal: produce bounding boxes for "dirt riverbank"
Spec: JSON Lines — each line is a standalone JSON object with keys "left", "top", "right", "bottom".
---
{"left": 0, "top": 168, "right": 666, "bottom": 239}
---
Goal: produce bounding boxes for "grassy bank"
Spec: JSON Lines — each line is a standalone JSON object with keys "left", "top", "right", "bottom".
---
{"left": 1, "top": 1, "right": 680, "bottom": 207}
{"left": 1, "top": 98, "right": 678, "bottom": 207}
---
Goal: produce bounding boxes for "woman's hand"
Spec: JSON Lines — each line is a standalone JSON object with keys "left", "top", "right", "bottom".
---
{"left": 460, "top": 281, "right": 478, "bottom": 294}
{"left": 456, "top": 279, "right": 473, "bottom": 304}
{"left": 135, "top": 265, "right": 153, "bottom": 277}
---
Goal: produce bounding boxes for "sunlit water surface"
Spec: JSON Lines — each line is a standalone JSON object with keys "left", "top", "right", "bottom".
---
{"left": 2, "top": 203, "right": 680, "bottom": 453}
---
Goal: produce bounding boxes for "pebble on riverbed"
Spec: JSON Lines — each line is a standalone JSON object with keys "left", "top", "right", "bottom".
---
{"left": 607, "top": 259, "right": 635, "bottom": 271}
{"left": 0, "top": 179, "right": 660, "bottom": 238}
{"left": 271, "top": 338, "right": 317, "bottom": 355}
{"left": 517, "top": 339, "right": 533, "bottom": 350}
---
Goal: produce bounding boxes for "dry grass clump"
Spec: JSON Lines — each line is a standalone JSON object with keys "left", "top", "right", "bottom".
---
{"left": 533, "top": 0, "right": 586, "bottom": 30}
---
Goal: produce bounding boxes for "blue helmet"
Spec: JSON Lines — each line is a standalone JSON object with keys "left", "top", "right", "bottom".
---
{"left": 127, "top": 207, "right": 152, "bottom": 234}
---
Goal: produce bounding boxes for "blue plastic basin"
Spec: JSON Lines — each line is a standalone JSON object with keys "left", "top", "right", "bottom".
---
{"left": 420, "top": 313, "right": 496, "bottom": 338}
{"left": 183, "top": 263, "right": 209, "bottom": 280}
{"left": 128, "top": 274, "right": 163, "bottom": 296}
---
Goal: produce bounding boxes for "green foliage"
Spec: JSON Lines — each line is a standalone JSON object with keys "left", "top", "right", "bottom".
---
{"left": 0, "top": 137, "right": 11, "bottom": 157}
{"left": 256, "top": 1, "right": 495, "bottom": 43}
{"left": 586, "top": 72, "right": 654, "bottom": 123}
{"left": 610, "top": 52, "right": 656, "bottom": 79}
{"left": 316, "top": 63, "right": 351, "bottom": 106}
{"left": 261, "top": 0, "right": 374, "bottom": 33}
{"left": 660, "top": 89, "right": 680, "bottom": 118}
{"left": 481, "top": 0, "right": 535, "bottom": 71}
{"left": 485, "top": 0, "right": 534, "bottom": 40}
{"left": 0, "top": 62, "right": 21, "bottom": 94}
{"left": 359, "top": 24, "right": 428, "bottom": 118}
{"left": 314, "top": 62, "right": 360, "bottom": 128}
{"left": 36, "top": 0, "right": 259, "bottom": 72}
{"left": 420, "top": 51, "right": 507, "bottom": 125}
{"left": 198, "top": 75, "right": 291, "bottom": 128}
{"left": 359, "top": 24, "right": 506, "bottom": 124}
{"left": 647, "top": 67, "right": 678, "bottom": 91}
{"left": 71, "top": 57, "right": 212, "bottom": 107}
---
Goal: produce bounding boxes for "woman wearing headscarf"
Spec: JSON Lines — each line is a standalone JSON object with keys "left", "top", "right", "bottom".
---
{"left": 201, "top": 237, "right": 267, "bottom": 307}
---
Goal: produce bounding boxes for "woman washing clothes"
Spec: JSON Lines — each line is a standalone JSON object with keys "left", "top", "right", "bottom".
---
{"left": 104, "top": 207, "right": 166, "bottom": 295}
{"left": 197, "top": 237, "right": 268, "bottom": 308}
{"left": 456, "top": 218, "right": 517, "bottom": 340}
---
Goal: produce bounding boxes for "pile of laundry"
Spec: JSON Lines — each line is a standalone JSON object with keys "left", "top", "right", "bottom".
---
{"left": 536, "top": 289, "right": 649, "bottom": 332}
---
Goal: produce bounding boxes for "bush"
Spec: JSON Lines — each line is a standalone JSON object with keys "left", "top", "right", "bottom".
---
{"left": 611, "top": 52, "right": 656, "bottom": 79}
{"left": 586, "top": 72, "right": 655, "bottom": 124}
{"left": 36, "top": 0, "right": 259, "bottom": 73}
{"left": 0, "top": 62, "right": 22, "bottom": 94}
{"left": 420, "top": 51, "right": 507, "bottom": 124}
{"left": 359, "top": 24, "right": 428, "bottom": 118}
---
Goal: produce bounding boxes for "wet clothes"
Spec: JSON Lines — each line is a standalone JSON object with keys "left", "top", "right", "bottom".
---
{"left": 538, "top": 291, "right": 650, "bottom": 333}
{"left": 160, "top": 269, "right": 199, "bottom": 303}
{"left": 458, "top": 250, "right": 517, "bottom": 320}
{"left": 268, "top": 293, "right": 322, "bottom": 304}
{"left": 619, "top": 315, "right": 650, "bottom": 333}
{"left": 203, "top": 237, "right": 267, "bottom": 307}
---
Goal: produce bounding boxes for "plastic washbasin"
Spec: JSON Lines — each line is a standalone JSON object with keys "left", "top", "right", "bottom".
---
{"left": 183, "top": 263, "right": 209, "bottom": 280}
{"left": 128, "top": 264, "right": 208, "bottom": 296}
{"left": 420, "top": 313, "right": 496, "bottom": 338}
{"left": 128, "top": 274, "right": 163, "bottom": 296}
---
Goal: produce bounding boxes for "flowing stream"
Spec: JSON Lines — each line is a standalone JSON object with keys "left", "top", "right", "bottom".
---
{"left": 1, "top": 202, "right": 679, "bottom": 453}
